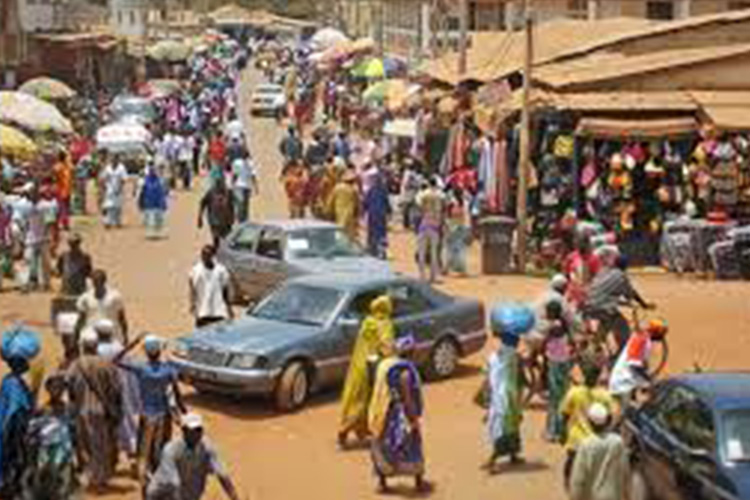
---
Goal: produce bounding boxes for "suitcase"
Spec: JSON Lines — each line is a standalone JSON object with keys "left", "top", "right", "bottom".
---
{"left": 661, "top": 220, "right": 697, "bottom": 273}
{"left": 708, "top": 240, "right": 740, "bottom": 280}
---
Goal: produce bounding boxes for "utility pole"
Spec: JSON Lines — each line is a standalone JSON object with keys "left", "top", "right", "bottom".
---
{"left": 458, "top": 0, "right": 467, "bottom": 75}
{"left": 515, "top": 0, "right": 532, "bottom": 272}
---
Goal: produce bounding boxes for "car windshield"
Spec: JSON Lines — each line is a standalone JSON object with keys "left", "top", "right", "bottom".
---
{"left": 251, "top": 284, "right": 343, "bottom": 326}
{"left": 287, "top": 228, "right": 364, "bottom": 259}
{"left": 255, "top": 87, "right": 281, "bottom": 95}
{"left": 721, "top": 409, "right": 750, "bottom": 462}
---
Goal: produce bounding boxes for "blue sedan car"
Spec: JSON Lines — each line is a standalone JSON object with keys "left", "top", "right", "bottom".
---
{"left": 171, "top": 274, "right": 486, "bottom": 411}
{"left": 623, "top": 373, "right": 750, "bottom": 500}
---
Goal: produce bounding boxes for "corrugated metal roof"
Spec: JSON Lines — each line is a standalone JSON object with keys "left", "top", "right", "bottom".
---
{"left": 487, "top": 88, "right": 699, "bottom": 112}
{"left": 534, "top": 43, "right": 750, "bottom": 89}
{"left": 418, "top": 17, "right": 654, "bottom": 85}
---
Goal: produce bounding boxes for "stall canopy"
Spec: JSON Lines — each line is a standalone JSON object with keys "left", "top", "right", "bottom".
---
{"left": 575, "top": 117, "right": 698, "bottom": 137}
{"left": 690, "top": 91, "right": 750, "bottom": 130}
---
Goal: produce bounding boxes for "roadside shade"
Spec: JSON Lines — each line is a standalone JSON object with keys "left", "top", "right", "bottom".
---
{"left": 19, "top": 77, "right": 76, "bottom": 101}
{"left": 0, "top": 91, "right": 73, "bottom": 134}
{"left": 700, "top": 105, "right": 750, "bottom": 131}
{"left": 0, "top": 124, "right": 38, "bottom": 159}
{"left": 575, "top": 117, "right": 698, "bottom": 138}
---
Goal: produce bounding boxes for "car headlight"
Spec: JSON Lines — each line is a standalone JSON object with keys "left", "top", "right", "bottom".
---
{"left": 229, "top": 353, "right": 265, "bottom": 369}
{"left": 171, "top": 340, "right": 189, "bottom": 359}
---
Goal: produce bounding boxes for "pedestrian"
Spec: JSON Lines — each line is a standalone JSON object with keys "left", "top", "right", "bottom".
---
{"left": 67, "top": 329, "right": 123, "bottom": 491}
{"left": 138, "top": 162, "right": 169, "bottom": 240}
{"left": 398, "top": 161, "right": 421, "bottom": 230}
{"left": 145, "top": 413, "right": 242, "bottom": 500}
{"left": 483, "top": 307, "right": 527, "bottom": 472}
{"left": 279, "top": 125, "right": 303, "bottom": 164}
{"left": 198, "top": 176, "right": 235, "bottom": 249}
{"left": 560, "top": 363, "right": 615, "bottom": 488}
{"left": 569, "top": 403, "right": 630, "bottom": 500}
{"left": 208, "top": 131, "right": 227, "bottom": 172}
{"left": 189, "top": 245, "right": 233, "bottom": 328}
{"left": 178, "top": 132, "right": 195, "bottom": 190}
{"left": 53, "top": 150, "right": 73, "bottom": 231}
{"left": 328, "top": 169, "right": 360, "bottom": 242}
{"left": 118, "top": 335, "right": 185, "bottom": 485}
{"left": 563, "top": 234, "right": 602, "bottom": 310}
{"left": 75, "top": 269, "right": 129, "bottom": 345}
{"left": 282, "top": 161, "right": 308, "bottom": 219}
{"left": 56, "top": 232, "right": 93, "bottom": 298}
{"left": 542, "top": 301, "right": 573, "bottom": 443}
{"left": 416, "top": 178, "right": 444, "bottom": 283}
{"left": 368, "top": 335, "right": 430, "bottom": 494}
{"left": 338, "top": 295, "right": 395, "bottom": 448}
{"left": 232, "top": 150, "right": 258, "bottom": 223}
{"left": 443, "top": 186, "right": 470, "bottom": 276}
{"left": 23, "top": 373, "right": 79, "bottom": 500}
{"left": 0, "top": 195, "right": 13, "bottom": 291}
{"left": 73, "top": 154, "right": 93, "bottom": 215}
{"left": 100, "top": 154, "right": 129, "bottom": 229}
{"left": 0, "top": 327, "right": 41, "bottom": 498}
{"left": 19, "top": 185, "right": 53, "bottom": 293}
{"left": 363, "top": 169, "right": 391, "bottom": 259}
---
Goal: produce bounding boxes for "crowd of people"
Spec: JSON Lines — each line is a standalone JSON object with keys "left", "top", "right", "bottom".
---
{"left": 0, "top": 27, "right": 674, "bottom": 500}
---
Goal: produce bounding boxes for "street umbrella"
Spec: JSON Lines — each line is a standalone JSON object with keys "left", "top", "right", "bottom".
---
{"left": 0, "top": 124, "right": 38, "bottom": 159}
{"left": 96, "top": 121, "right": 151, "bottom": 154}
{"left": 0, "top": 91, "right": 73, "bottom": 134}
{"left": 138, "top": 79, "right": 182, "bottom": 99}
{"left": 147, "top": 39, "right": 192, "bottom": 62}
{"left": 310, "top": 27, "right": 349, "bottom": 51}
{"left": 18, "top": 77, "right": 76, "bottom": 101}
{"left": 351, "top": 58, "right": 385, "bottom": 79}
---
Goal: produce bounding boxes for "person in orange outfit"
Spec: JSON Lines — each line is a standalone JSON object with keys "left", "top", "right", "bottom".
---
{"left": 53, "top": 151, "right": 74, "bottom": 230}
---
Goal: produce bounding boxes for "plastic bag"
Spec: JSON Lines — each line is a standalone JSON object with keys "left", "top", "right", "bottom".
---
{"left": 1, "top": 325, "right": 41, "bottom": 361}
{"left": 490, "top": 303, "right": 535, "bottom": 336}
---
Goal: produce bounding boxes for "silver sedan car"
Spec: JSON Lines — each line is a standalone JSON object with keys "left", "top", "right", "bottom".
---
{"left": 217, "top": 219, "right": 392, "bottom": 304}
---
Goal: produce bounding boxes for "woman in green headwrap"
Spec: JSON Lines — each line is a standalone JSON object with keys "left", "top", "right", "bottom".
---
{"left": 338, "top": 295, "right": 395, "bottom": 448}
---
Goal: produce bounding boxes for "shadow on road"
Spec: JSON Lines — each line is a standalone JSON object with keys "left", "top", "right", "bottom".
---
{"left": 183, "top": 387, "right": 340, "bottom": 420}
{"left": 488, "top": 460, "right": 549, "bottom": 476}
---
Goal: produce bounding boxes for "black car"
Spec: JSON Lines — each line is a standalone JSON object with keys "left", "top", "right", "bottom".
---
{"left": 622, "top": 373, "right": 750, "bottom": 500}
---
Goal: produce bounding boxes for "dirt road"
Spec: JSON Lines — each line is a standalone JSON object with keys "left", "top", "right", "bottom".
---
{"left": 1, "top": 68, "right": 749, "bottom": 499}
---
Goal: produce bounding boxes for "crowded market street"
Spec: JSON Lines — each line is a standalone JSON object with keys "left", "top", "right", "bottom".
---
{"left": 0, "top": 63, "right": 749, "bottom": 500}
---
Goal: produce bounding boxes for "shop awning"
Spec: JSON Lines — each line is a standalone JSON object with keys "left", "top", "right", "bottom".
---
{"left": 575, "top": 117, "right": 698, "bottom": 138}
{"left": 701, "top": 106, "right": 750, "bottom": 130}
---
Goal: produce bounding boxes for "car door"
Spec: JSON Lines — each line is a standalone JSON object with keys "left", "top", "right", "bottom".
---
{"left": 252, "top": 227, "right": 290, "bottom": 300}
{"left": 387, "top": 282, "right": 438, "bottom": 365}
{"left": 217, "top": 224, "right": 262, "bottom": 301}
{"left": 650, "top": 385, "right": 718, "bottom": 500}
{"left": 320, "top": 287, "right": 386, "bottom": 386}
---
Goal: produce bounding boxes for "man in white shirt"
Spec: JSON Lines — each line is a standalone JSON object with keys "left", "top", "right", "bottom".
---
{"left": 223, "top": 110, "right": 244, "bottom": 143}
{"left": 100, "top": 156, "right": 129, "bottom": 228}
{"left": 189, "top": 245, "right": 233, "bottom": 328}
{"left": 232, "top": 150, "right": 258, "bottom": 223}
{"left": 75, "top": 269, "right": 129, "bottom": 344}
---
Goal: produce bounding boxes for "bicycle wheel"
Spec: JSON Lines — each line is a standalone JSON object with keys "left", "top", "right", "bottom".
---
{"left": 649, "top": 338, "right": 669, "bottom": 377}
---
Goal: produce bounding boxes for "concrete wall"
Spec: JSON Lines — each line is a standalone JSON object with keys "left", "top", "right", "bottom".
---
{"left": 110, "top": 0, "right": 148, "bottom": 37}
{"left": 19, "top": 0, "right": 55, "bottom": 32}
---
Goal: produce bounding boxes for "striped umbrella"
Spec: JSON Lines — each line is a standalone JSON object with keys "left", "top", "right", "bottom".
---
{"left": 19, "top": 77, "right": 76, "bottom": 101}
{"left": 0, "top": 91, "right": 73, "bottom": 134}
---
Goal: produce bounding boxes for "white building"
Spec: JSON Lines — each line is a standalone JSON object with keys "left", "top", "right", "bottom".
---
{"left": 109, "top": 0, "right": 149, "bottom": 37}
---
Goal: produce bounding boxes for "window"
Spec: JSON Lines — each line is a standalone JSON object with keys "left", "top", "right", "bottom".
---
{"left": 721, "top": 410, "right": 750, "bottom": 462}
{"left": 129, "top": 10, "right": 136, "bottom": 25}
{"left": 229, "top": 225, "right": 261, "bottom": 252}
{"left": 568, "top": 0, "right": 588, "bottom": 19}
{"left": 388, "top": 284, "right": 434, "bottom": 318}
{"left": 117, "top": 10, "right": 123, "bottom": 25}
{"left": 646, "top": 1, "right": 675, "bottom": 20}
{"left": 256, "top": 229, "right": 284, "bottom": 260}
{"left": 656, "top": 385, "right": 715, "bottom": 452}
{"left": 342, "top": 289, "right": 387, "bottom": 321}
{"left": 252, "top": 284, "right": 343, "bottom": 326}
{"left": 728, "top": 1, "right": 750, "bottom": 10}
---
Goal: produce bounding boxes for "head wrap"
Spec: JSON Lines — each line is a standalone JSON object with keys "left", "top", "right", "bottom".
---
{"left": 395, "top": 334, "right": 416, "bottom": 354}
{"left": 181, "top": 413, "right": 204, "bottom": 430}
{"left": 370, "top": 295, "right": 393, "bottom": 318}
{"left": 587, "top": 402, "right": 610, "bottom": 426}
{"left": 143, "top": 335, "right": 163, "bottom": 355}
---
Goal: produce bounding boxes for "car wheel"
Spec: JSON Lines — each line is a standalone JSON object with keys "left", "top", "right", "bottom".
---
{"left": 275, "top": 361, "right": 309, "bottom": 412}
{"left": 630, "top": 464, "right": 653, "bottom": 500}
{"left": 429, "top": 338, "right": 459, "bottom": 379}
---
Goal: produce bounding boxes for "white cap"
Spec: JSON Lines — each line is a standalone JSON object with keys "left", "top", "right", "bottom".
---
{"left": 181, "top": 413, "right": 204, "bottom": 430}
{"left": 143, "top": 334, "right": 163, "bottom": 354}
{"left": 80, "top": 328, "right": 99, "bottom": 346}
{"left": 587, "top": 402, "right": 610, "bottom": 426}
{"left": 94, "top": 319, "right": 115, "bottom": 335}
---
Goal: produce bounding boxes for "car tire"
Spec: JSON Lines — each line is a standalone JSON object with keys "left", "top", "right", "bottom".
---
{"left": 429, "top": 338, "right": 460, "bottom": 379}
{"left": 275, "top": 361, "right": 309, "bottom": 412}
{"left": 630, "top": 464, "right": 653, "bottom": 500}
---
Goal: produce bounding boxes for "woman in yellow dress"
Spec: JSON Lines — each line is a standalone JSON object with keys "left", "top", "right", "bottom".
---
{"left": 328, "top": 170, "right": 360, "bottom": 242}
{"left": 338, "top": 295, "right": 395, "bottom": 448}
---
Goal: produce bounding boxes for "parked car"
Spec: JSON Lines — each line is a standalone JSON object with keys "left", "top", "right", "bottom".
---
{"left": 250, "top": 83, "right": 286, "bottom": 116}
{"left": 216, "top": 219, "right": 392, "bottom": 304}
{"left": 110, "top": 95, "right": 157, "bottom": 125}
{"left": 171, "top": 274, "right": 487, "bottom": 411}
{"left": 623, "top": 372, "right": 750, "bottom": 500}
